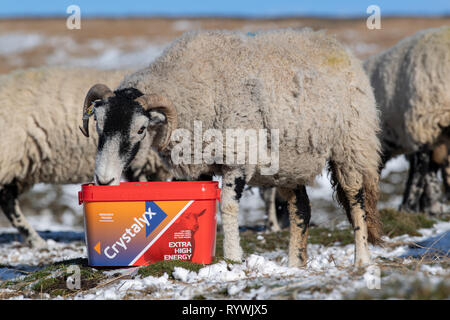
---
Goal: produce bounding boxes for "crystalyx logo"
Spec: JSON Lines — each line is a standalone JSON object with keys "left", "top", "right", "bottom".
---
{"left": 102, "top": 202, "right": 167, "bottom": 259}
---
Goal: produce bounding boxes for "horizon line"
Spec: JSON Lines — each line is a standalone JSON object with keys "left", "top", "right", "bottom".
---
{"left": 1, "top": 12, "right": 449, "bottom": 19}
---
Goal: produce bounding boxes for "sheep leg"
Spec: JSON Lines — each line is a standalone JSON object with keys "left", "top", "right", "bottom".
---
{"left": 220, "top": 169, "right": 245, "bottom": 262}
{"left": 420, "top": 153, "right": 444, "bottom": 216}
{"left": 0, "top": 184, "right": 46, "bottom": 248}
{"left": 261, "top": 187, "right": 281, "bottom": 232}
{"left": 336, "top": 177, "right": 371, "bottom": 266}
{"left": 442, "top": 156, "right": 450, "bottom": 201}
{"left": 275, "top": 194, "right": 290, "bottom": 229}
{"left": 280, "top": 186, "right": 311, "bottom": 267}
{"left": 348, "top": 188, "right": 372, "bottom": 267}
{"left": 335, "top": 182, "right": 371, "bottom": 267}
{"left": 400, "top": 152, "right": 428, "bottom": 213}
{"left": 329, "top": 162, "right": 372, "bottom": 266}
{"left": 421, "top": 170, "right": 444, "bottom": 216}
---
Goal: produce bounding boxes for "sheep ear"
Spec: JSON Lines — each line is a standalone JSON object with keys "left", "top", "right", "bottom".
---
{"left": 147, "top": 110, "right": 169, "bottom": 151}
{"left": 148, "top": 110, "right": 167, "bottom": 127}
{"left": 135, "top": 94, "right": 177, "bottom": 151}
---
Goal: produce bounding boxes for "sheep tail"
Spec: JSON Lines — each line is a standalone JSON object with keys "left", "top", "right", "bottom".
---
{"left": 328, "top": 161, "right": 383, "bottom": 245}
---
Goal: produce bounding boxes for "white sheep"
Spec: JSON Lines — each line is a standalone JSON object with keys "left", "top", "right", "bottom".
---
{"left": 83, "top": 28, "right": 383, "bottom": 267}
{"left": 0, "top": 66, "right": 170, "bottom": 247}
{"left": 364, "top": 26, "right": 450, "bottom": 215}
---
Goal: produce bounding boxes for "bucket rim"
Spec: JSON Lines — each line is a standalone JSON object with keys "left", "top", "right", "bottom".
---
{"left": 78, "top": 181, "right": 221, "bottom": 205}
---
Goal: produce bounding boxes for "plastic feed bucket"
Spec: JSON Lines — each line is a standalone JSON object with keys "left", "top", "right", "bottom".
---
{"left": 78, "top": 181, "right": 221, "bottom": 267}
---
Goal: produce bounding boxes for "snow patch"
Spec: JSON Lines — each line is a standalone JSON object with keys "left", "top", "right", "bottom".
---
{"left": 0, "top": 33, "right": 44, "bottom": 55}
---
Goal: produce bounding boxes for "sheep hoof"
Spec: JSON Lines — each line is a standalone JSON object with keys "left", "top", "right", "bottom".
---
{"left": 288, "top": 256, "right": 307, "bottom": 268}
{"left": 423, "top": 202, "right": 446, "bottom": 218}
{"left": 27, "top": 236, "right": 47, "bottom": 249}
{"left": 270, "top": 224, "right": 282, "bottom": 233}
{"left": 445, "top": 191, "right": 450, "bottom": 202}
{"left": 354, "top": 258, "right": 371, "bottom": 269}
{"left": 224, "top": 248, "right": 243, "bottom": 263}
{"left": 225, "top": 253, "right": 243, "bottom": 263}
{"left": 265, "top": 221, "right": 281, "bottom": 233}
{"left": 399, "top": 203, "right": 419, "bottom": 213}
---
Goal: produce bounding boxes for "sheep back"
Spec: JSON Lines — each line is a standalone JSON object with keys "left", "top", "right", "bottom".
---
{"left": 365, "top": 26, "right": 450, "bottom": 155}
{"left": 119, "top": 29, "right": 380, "bottom": 188}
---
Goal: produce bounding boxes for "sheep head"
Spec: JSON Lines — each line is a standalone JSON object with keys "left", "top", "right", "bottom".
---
{"left": 82, "top": 84, "right": 177, "bottom": 185}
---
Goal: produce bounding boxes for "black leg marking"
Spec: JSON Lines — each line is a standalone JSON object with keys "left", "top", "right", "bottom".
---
{"left": 297, "top": 248, "right": 306, "bottom": 263}
{"left": 419, "top": 152, "right": 445, "bottom": 215}
{"left": 401, "top": 149, "right": 445, "bottom": 215}
{"left": 442, "top": 165, "right": 450, "bottom": 201}
{"left": 354, "top": 188, "right": 365, "bottom": 211}
{"left": 233, "top": 175, "right": 246, "bottom": 201}
{"left": 275, "top": 196, "right": 290, "bottom": 229}
{"left": 294, "top": 186, "right": 311, "bottom": 235}
{"left": 0, "top": 183, "right": 31, "bottom": 239}
{"left": 401, "top": 151, "right": 429, "bottom": 212}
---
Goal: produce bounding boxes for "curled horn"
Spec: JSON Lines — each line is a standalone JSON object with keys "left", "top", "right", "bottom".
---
{"left": 80, "top": 84, "right": 114, "bottom": 137}
{"left": 135, "top": 94, "right": 177, "bottom": 151}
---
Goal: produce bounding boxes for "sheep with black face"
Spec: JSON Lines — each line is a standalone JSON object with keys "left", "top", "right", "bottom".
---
{"left": 84, "top": 29, "right": 383, "bottom": 267}
{"left": 83, "top": 86, "right": 175, "bottom": 186}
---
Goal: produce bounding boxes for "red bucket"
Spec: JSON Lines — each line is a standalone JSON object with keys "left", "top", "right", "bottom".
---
{"left": 78, "top": 181, "right": 221, "bottom": 267}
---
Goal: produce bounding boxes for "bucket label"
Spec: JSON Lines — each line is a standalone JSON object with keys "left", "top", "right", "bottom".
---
{"left": 84, "top": 199, "right": 215, "bottom": 266}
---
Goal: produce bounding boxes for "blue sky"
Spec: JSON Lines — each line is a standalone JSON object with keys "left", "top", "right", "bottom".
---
{"left": 0, "top": 0, "right": 449, "bottom": 18}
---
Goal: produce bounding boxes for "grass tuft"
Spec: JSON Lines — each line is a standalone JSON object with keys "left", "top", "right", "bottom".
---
{"left": 137, "top": 260, "right": 204, "bottom": 279}
{"left": 380, "top": 208, "right": 435, "bottom": 238}
{"left": 2, "top": 259, "right": 105, "bottom": 297}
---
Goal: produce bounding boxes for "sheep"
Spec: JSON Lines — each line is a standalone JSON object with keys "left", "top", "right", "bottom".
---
{"left": 82, "top": 28, "right": 383, "bottom": 267}
{"left": 260, "top": 187, "right": 289, "bottom": 231}
{"left": 364, "top": 26, "right": 450, "bottom": 215}
{"left": 0, "top": 66, "right": 170, "bottom": 247}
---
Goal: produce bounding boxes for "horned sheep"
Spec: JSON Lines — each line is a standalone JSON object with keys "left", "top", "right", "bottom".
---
{"left": 364, "top": 26, "right": 450, "bottom": 215}
{"left": 83, "top": 28, "right": 383, "bottom": 267}
{"left": 0, "top": 66, "right": 170, "bottom": 247}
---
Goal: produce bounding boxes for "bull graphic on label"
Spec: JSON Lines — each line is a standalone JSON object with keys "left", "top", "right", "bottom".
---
{"left": 164, "top": 209, "right": 206, "bottom": 261}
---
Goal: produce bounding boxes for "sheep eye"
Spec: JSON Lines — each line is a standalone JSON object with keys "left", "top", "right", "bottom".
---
{"left": 137, "top": 127, "right": 146, "bottom": 134}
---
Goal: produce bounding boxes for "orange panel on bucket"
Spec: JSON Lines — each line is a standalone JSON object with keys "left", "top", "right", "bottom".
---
{"left": 79, "top": 181, "right": 220, "bottom": 267}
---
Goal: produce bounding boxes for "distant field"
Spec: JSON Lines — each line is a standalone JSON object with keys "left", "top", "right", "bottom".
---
{"left": 0, "top": 17, "right": 449, "bottom": 74}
